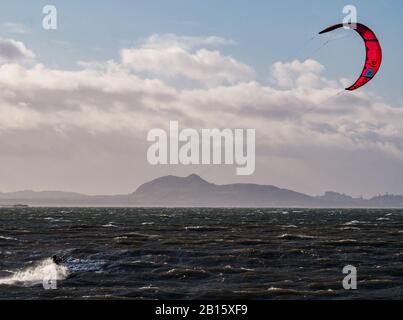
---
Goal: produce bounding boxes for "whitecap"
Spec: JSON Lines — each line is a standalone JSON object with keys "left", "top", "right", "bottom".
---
{"left": 0, "top": 236, "right": 18, "bottom": 241}
{"left": 344, "top": 220, "right": 367, "bottom": 226}
{"left": 185, "top": 226, "right": 203, "bottom": 230}
{"left": 102, "top": 223, "right": 118, "bottom": 228}
{"left": 0, "top": 258, "right": 69, "bottom": 287}
{"left": 139, "top": 285, "right": 160, "bottom": 291}
{"left": 278, "top": 234, "right": 317, "bottom": 239}
{"left": 282, "top": 225, "right": 298, "bottom": 229}
{"left": 340, "top": 227, "right": 361, "bottom": 231}
{"left": 141, "top": 222, "right": 155, "bottom": 225}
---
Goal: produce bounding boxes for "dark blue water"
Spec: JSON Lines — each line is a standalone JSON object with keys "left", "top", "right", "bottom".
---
{"left": 0, "top": 208, "right": 402, "bottom": 299}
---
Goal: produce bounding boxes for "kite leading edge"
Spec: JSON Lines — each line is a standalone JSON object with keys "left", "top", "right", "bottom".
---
{"left": 319, "top": 23, "right": 382, "bottom": 91}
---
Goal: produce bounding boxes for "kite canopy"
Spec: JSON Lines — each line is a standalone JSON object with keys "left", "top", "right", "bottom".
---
{"left": 319, "top": 23, "right": 382, "bottom": 91}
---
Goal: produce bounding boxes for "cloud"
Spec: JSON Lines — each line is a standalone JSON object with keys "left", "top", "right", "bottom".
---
{"left": 122, "top": 47, "right": 254, "bottom": 85}
{"left": 2, "top": 22, "right": 31, "bottom": 34}
{"left": 0, "top": 38, "right": 35, "bottom": 63}
{"left": 140, "top": 33, "right": 236, "bottom": 50}
{"left": 121, "top": 34, "right": 253, "bottom": 85}
{"left": 271, "top": 59, "right": 332, "bottom": 89}
{"left": 0, "top": 36, "right": 401, "bottom": 157}
{"left": 0, "top": 35, "right": 403, "bottom": 195}
{"left": 1, "top": 47, "right": 401, "bottom": 160}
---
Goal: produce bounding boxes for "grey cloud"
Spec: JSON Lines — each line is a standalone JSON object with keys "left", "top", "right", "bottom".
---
{"left": 0, "top": 38, "right": 34, "bottom": 62}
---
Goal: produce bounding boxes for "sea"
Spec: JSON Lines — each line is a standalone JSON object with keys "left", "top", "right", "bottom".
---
{"left": 0, "top": 208, "right": 402, "bottom": 300}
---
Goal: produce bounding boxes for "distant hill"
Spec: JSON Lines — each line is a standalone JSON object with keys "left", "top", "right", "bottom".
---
{"left": 1, "top": 174, "right": 403, "bottom": 208}
{"left": 130, "top": 175, "right": 403, "bottom": 207}
{"left": 316, "top": 191, "right": 361, "bottom": 206}
{"left": 366, "top": 194, "right": 403, "bottom": 207}
{"left": 131, "top": 174, "right": 321, "bottom": 207}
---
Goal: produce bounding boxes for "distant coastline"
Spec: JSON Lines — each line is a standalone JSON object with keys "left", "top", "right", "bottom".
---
{"left": 0, "top": 204, "right": 30, "bottom": 208}
{"left": 1, "top": 174, "right": 403, "bottom": 208}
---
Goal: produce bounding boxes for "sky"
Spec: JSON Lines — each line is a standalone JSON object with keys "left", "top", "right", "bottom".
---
{"left": 0, "top": 0, "right": 403, "bottom": 197}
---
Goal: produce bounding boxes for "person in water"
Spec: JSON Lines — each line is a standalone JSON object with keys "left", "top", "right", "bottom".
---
{"left": 52, "top": 255, "right": 64, "bottom": 265}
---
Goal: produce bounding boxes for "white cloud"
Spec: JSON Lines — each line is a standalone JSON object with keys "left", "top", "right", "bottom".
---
{"left": 271, "top": 59, "right": 333, "bottom": 89}
{"left": 141, "top": 33, "right": 236, "bottom": 50}
{"left": 0, "top": 37, "right": 401, "bottom": 158}
{"left": 2, "top": 22, "right": 31, "bottom": 34}
{"left": 121, "top": 34, "right": 253, "bottom": 85}
{"left": 122, "top": 47, "right": 254, "bottom": 85}
{"left": 0, "top": 35, "right": 403, "bottom": 195}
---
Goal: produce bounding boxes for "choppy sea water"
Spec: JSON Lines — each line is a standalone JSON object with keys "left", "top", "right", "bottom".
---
{"left": 0, "top": 208, "right": 402, "bottom": 300}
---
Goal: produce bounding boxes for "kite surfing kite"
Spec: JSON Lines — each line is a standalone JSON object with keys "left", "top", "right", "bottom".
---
{"left": 319, "top": 23, "right": 382, "bottom": 91}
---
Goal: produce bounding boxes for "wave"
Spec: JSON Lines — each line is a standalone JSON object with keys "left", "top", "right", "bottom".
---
{"left": 0, "top": 258, "right": 69, "bottom": 287}
{"left": 0, "top": 236, "right": 18, "bottom": 241}
{"left": 185, "top": 226, "right": 228, "bottom": 232}
{"left": 102, "top": 223, "right": 118, "bottom": 228}
{"left": 321, "top": 239, "right": 357, "bottom": 245}
{"left": 162, "top": 268, "right": 211, "bottom": 278}
{"left": 344, "top": 220, "right": 368, "bottom": 226}
{"left": 340, "top": 227, "right": 361, "bottom": 231}
{"left": 282, "top": 225, "right": 298, "bottom": 229}
{"left": 139, "top": 285, "right": 161, "bottom": 291}
{"left": 65, "top": 258, "right": 105, "bottom": 272}
{"left": 277, "top": 234, "right": 317, "bottom": 240}
{"left": 267, "top": 287, "right": 335, "bottom": 296}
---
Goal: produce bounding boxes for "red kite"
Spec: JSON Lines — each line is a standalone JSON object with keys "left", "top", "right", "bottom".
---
{"left": 319, "top": 23, "right": 382, "bottom": 91}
